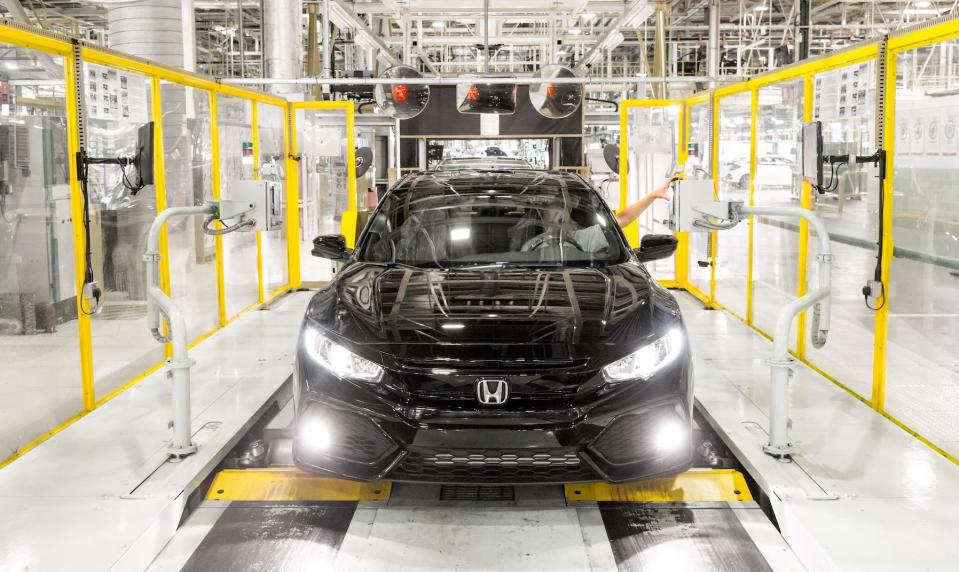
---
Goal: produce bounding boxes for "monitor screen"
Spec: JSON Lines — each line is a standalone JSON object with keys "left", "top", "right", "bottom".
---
{"left": 802, "top": 121, "right": 823, "bottom": 187}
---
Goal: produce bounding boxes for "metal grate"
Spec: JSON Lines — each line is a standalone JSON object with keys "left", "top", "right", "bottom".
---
{"left": 440, "top": 484, "right": 516, "bottom": 502}
{"left": 393, "top": 447, "right": 597, "bottom": 483}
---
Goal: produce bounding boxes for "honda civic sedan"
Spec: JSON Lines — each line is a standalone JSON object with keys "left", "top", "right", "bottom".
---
{"left": 294, "top": 169, "right": 693, "bottom": 483}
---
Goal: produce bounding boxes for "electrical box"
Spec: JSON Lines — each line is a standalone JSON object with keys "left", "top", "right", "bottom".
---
{"left": 226, "top": 180, "right": 284, "bottom": 232}
{"left": 667, "top": 179, "right": 736, "bottom": 232}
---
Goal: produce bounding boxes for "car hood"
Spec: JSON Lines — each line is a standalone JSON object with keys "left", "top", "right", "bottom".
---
{"left": 303, "top": 262, "right": 679, "bottom": 367}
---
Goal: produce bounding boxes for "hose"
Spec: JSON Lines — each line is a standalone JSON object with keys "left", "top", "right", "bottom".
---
{"left": 201, "top": 215, "right": 256, "bottom": 235}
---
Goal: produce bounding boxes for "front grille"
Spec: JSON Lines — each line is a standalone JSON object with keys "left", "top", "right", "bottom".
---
{"left": 392, "top": 447, "right": 598, "bottom": 483}
{"left": 440, "top": 484, "right": 516, "bottom": 501}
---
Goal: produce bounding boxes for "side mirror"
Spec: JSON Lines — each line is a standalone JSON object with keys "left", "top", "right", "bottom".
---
{"left": 312, "top": 234, "right": 352, "bottom": 260}
{"left": 635, "top": 234, "right": 678, "bottom": 262}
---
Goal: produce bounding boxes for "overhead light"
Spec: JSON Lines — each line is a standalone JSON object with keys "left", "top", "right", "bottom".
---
{"left": 556, "top": 50, "right": 569, "bottom": 57}
{"left": 878, "top": 26, "right": 890, "bottom": 34}
{"left": 581, "top": 12, "right": 596, "bottom": 20}
{"left": 916, "top": 0, "right": 931, "bottom": 6}
{"left": 569, "top": 27, "right": 582, "bottom": 35}
{"left": 3, "top": 62, "right": 17, "bottom": 70}
{"left": 754, "top": 3, "right": 769, "bottom": 11}
{"left": 450, "top": 227, "right": 470, "bottom": 241}
{"left": 441, "top": 323, "right": 465, "bottom": 330}
{"left": 431, "top": 21, "right": 445, "bottom": 29}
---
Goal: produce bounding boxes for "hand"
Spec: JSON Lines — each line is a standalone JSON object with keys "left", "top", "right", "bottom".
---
{"left": 651, "top": 176, "right": 679, "bottom": 200}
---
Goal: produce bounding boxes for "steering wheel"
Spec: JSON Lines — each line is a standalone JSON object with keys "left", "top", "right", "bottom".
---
{"left": 522, "top": 232, "right": 586, "bottom": 253}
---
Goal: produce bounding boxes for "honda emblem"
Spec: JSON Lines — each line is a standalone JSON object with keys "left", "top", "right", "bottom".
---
{"left": 476, "top": 378, "right": 509, "bottom": 405}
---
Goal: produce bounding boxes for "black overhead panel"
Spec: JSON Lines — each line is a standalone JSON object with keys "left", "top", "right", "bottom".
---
{"left": 400, "top": 86, "right": 583, "bottom": 137}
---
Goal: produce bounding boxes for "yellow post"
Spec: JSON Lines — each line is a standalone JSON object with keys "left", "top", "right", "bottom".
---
{"left": 617, "top": 103, "right": 637, "bottom": 246}
{"left": 795, "top": 75, "right": 814, "bottom": 358}
{"left": 746, "top": 87, "right": 758, "bottom": 325}
{"left": 341, "top": 104, "right": 360, "bottom": 247}
{"left": 709, "top": 92, "right": 719, "bottom": 308}
{"left": 286, "top": 104, "right": 301, "bottom": 288}
{"left": 675, "top": 104, "right": 689, "bottom": 285}
{"left": 871, "top": 48, "right": 897, "bottom": 411}
{"left": 151, "top": 77, "right": 173, "bottom": 357}
{"left": 251, "top": 102, "right": 265, "bottom": 303}
{"left": 65, "top": 51, "right": 96, "bottom": 412}
{"left": 210, "top": 92, "right": 227, "bottom": 325}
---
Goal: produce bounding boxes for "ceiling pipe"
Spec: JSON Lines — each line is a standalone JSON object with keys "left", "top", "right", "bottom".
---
{"left": 706, "top": 0, "right": 719, "bottom": 86}
{"left": 652, "top": 1, "right": 667, "bottom": 98}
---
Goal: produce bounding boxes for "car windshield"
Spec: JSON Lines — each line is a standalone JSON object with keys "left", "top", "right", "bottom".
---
{"left": 356, "top": 172, "right": 627, "bottom": 268}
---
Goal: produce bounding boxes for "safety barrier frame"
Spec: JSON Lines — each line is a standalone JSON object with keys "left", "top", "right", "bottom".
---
{"left": 618, "top": 99, "right": 685, "bottom": 288}
{"left": 3, "top": 14, "right": 959, "bottom": 470}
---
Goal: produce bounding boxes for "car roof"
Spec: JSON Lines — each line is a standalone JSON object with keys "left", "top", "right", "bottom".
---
{"left": 435, "top": 157, "right": 534, "bottom": 171}
{"left": 393, "top": 169, "right": 593, "bottom": 196}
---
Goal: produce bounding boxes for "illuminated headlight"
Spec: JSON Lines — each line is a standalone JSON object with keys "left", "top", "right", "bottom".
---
{"left": 602, "top": 328, "right": 684, "bottom": 382}
{"left": 303, "top": 329, "right": 384, "bottom": 382}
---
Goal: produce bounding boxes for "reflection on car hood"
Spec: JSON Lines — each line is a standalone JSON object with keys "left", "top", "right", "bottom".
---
{"left": 304, "top": 263, "right": 677, "bottom": 364}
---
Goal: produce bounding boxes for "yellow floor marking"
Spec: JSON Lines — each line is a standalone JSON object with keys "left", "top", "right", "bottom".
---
{"left": 565, "top": 469, "right": 753, "bottom": 502}
{"left": 206, "top": 468, "right": 391, "bottom": 502}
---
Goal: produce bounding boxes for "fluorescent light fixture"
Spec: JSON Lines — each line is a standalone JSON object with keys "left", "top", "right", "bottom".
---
{"left": 441, "top": 323, "right": 465, "bottom": 330}
{"left": 754, "top": 3, "right": 769, "bottom": 11}
{"left": 431, "top": 20, "right": 445, "bottom": 28}
{"left": 581, "top": 12, "right": 596, "bottom": 19}
{"left": 916, "top": 0, "right": 932, "bottom": 6}
{"left": 556, "top": 50, "right": 569, "bottom": 57}
{"left": 3, "top": 62, "right": 17, "bottom": 70}
{"left": 569, "top": 27, "right": 583, "bottom": 35}
{"left": 450, "top": 227, "right": 470, "bottom": 241}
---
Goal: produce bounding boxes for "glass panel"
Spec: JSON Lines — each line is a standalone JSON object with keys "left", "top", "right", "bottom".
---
{"left": 686, "top": 102, "right": 712, "bottom": 296}
{"left": 628, "top": 104, "right": 680, "bottom": 281}
{"left": 753, "top": 81, "right": 804, "bottom": 341}
{"left": 806, "top": 60, "right": 879, "bottom": 399}
{"left": 715, "top": 92, "right": 751, "bottom": 317}
{"left": 257, "top": 103, "right": 288, "bottom": 295}
{"left": 886, "top": 42, "right": 959, "bottom": 451}
{"left": 0, "top": 48, "right": 80, "bottom": 458}
{"left": 162, "top": 83, "right": 217, "bottom": 342}
{"left": 296, "top": 108, "right": 349, "bottom": 283}
{"left": 216, "top": 94, "right": 258, "bottom": 317}
{"left": 83, "top": 64, "right": 161, "bottom": 396}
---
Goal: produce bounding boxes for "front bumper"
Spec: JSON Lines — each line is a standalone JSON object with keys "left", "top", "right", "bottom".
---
{"left": 292, "top": 359, "right": 694, "bottom": 484}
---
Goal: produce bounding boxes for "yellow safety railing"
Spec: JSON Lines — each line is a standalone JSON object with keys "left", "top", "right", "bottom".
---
{"left": 5, "top": 14, "right": 959, "bottom": 471}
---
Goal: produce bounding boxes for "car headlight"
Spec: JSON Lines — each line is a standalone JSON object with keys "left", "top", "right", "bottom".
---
{"left": 602, "top": 328, "right": 684, "bottom": 382}
{"left": 303, "top": 329, "right": 384, "bottom": 382}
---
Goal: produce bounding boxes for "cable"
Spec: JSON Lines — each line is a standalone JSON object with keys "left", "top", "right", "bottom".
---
{"left": 201, "top": 215, "right": 256, "bottom": 235}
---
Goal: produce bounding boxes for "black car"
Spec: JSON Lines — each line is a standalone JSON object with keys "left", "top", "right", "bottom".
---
{"left": 294, "top": 170, "right": 693, "bottom": 484}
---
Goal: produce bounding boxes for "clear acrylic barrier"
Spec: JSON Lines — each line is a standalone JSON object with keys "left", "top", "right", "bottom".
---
{"left": 257, "top": 103, "right": 289, "bottom": 295}
{"left": 805, "top": 60, "right": 879, "bottom": 399}
{"left": 752, "top": 81, "right": 804, "bottom": 341}
{"left": 216, "top": 94, "right": 258, "bottom": 317}
{"left": 296, "top": 108, "right": 350, "bottom": 283}
{"left": 626, "top": 104, "right": 680, "bottom": 281}
{"left": 84, "top": 64, "right": 164, "bottom": 396}
{"left": 714, "top": 92, "right": 751, "bottom": 317}
{"left": 686, "top": 102, "right": 712, "bottom": 297}
{"left": 161, "top": 82, "right": 218, "bottom": 342}
{"left": 885, "top": 42, "right": 959, "bottom": 447}
{"left": 0, "top": 47, "right": 82, "bottom": 458}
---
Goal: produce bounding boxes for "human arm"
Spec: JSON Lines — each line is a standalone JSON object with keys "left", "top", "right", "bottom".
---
{"left": 615, "top": 176, "right": 678, "bottom": 228}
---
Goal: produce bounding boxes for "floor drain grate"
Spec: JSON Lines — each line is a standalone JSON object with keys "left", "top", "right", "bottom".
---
{"left": 439, "top": 485, "right": 516, "bottom": 502}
